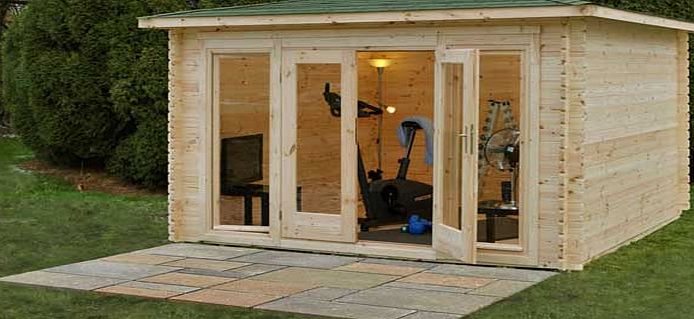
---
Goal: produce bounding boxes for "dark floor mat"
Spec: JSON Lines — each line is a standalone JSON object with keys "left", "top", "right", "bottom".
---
{"left": 358, "top": 218, "right": 519, "bottom": 245}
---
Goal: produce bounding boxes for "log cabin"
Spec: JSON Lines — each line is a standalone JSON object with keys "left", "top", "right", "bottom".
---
{"left": 138, "top": 0, "right": 693, "bottom": 270}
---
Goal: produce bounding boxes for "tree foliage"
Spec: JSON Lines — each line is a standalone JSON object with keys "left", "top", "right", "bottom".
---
{"left": 2, "top": 0, "right": 188, "bottom": 185}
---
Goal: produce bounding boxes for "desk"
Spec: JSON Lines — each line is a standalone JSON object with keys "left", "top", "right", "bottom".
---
{"left": 222, "top": 184, "right": 302, "bottom": 226}
{"left": 478, "top": 201, "right": 519, "bottom": 243}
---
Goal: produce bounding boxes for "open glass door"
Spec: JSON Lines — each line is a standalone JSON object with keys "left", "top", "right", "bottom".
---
{"left": 433, "top": 49, "right": 479, "bottom": 263}
{"left": 281, "top": 50, "right": 358, "bottom": 242}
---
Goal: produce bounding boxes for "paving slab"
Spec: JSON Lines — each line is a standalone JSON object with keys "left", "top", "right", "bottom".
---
{"left": 428, "top": 264, "right": 556, "bottom": 282}
{"left": 468, "top": 279, "right": 536, "bottom": 297}
{"left": 0, "top": 271, "right": 126, "bottom": 291}
{"left": 214, "top": 279, "right": 316, "bottom": 297}
{"left": 337, "top": 286, "right": 499, "bottom": 315}
{"left": 222, "top": 264, "right": 287, "bottom": 278}
{"left": 43, "top": 260, "right": 180, "bottom": 280}
{"left": 163, "top": 258, "right": 249, "bottom": 271}
{"left": 253, "top": 267, "right": 398, "bottom": 290}
{"left": 360, "top": 258, "right": 439, "bottom": 269}
{"left": 383, "top": 281, "right": 471, "bottom": 294}
{"left": 233, "top": 251, "right": 361, "bottom": 269}
{"left": 1, "top": 244, "right": 555, "bottom": 319}
{"left": 178, "top": 268, "right": 247, "bottom": 279}
{"left": 172, "top": 289, "right": 280, "bottom": 307}
{"left": 96, "top": 285, "right": 182, "bottom": 299}
{"left": 334, "top": 262, "right": 424, "bottom": 276}
{"left": 135, "top": 243, "right": 260, "bottom": 260}
{"left": 141, "top": 272, "right": 235, "bottom": 288}
{"left": 291, "top": 287, "right": 358, "bottom": 301}
{"left": 257, "top": 297, "right": 415, "bottom": 319}
{"left": 401, "top": 311, "right": 462, "bottom": 319}
{"left": 399, "top": 272, "right": 495, "bottom": 289}
{"left": 101, "top": 253, "right": 183, "bottom": 265}
{"left": 121, "top": 281, "right": 200, "bottom": 294}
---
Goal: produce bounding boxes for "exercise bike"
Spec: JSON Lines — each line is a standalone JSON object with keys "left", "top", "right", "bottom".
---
{"left": 323, "top": 83, "right": 433, "bottom": 231}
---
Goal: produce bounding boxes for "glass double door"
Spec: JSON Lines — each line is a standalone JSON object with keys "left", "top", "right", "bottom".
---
{"left": 280, "top": 48, "right": 480, "bottom": 262}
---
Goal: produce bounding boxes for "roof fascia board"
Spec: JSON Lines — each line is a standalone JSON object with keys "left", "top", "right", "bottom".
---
{"left": 139, "top": 5, "right": 584, "bottom": 29}
{"left": 138, "top": 4, "right": 694, "bottom": 32}
{"left": 585, "top": 5, "right": 694, "bottom": 32}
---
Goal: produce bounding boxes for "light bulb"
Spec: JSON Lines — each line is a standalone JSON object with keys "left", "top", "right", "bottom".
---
{"left": 385, "top": 106, "right": 397, "bottom": 114}
{"left": 368, "top": 59, "right": 392, "bottom": 68}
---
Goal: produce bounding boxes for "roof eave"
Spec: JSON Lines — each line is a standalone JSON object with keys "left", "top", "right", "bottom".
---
{"left": 138, "top": 4, "right": 694, "bottom": 33}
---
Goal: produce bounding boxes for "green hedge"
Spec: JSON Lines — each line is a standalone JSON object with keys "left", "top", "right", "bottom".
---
{"left": 1, "top": 0, "right": 692, "bottom": 188}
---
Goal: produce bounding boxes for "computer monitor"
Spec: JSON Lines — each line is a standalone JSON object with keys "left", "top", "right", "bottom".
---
{"left": 221, "top": 134, "right": 263, "bottom": 186}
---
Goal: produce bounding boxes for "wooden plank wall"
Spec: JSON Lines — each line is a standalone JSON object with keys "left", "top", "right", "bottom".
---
{"left": 563, "top": 18, "right": 588, "bottom": 270}
{"left": 677, "top": 31, "right": 691, "bottom": 212}
{"left": 168, "top": 29, "right": 206, "bottom": 241}
{"left": 536, "top": 21, "right": 570, "bottom": 269}
{"left": 577, "top": 18, "right": 686, "bottom": 266}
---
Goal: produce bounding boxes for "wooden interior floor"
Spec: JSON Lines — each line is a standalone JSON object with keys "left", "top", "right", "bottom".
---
{"left": 358, "top": 217, "right": 519, "bottom": 246}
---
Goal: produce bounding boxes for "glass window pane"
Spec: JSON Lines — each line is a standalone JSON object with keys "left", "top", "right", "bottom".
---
{"left": 296, "top": 63, "right": 342, "bottom": 215}
{"left": 216, "top": 53, "right": 270, "bottom": 227}
{"left": 477, "top": 53, "right": 522, "bottom": 244}
{"left": 442, "top": 63, "right": 464, "bottom": 230}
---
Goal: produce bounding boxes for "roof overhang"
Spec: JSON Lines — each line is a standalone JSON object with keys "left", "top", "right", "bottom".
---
{"left": 138, "top": 4, "right": 694, "bottom": 33}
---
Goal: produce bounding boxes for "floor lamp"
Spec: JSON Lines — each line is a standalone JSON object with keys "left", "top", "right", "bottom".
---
{"left": 368, "top": 58, "right": 392, "bottom": 171}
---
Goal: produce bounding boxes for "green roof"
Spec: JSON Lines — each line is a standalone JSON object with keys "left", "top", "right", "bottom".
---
{"left": 146, "top": 0, "right": 591, "bottom": 19}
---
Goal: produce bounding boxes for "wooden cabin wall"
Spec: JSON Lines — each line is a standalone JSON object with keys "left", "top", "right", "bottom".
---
{"left": 537, "top": 20, "right": 576, "bottom": 269}
{"left": 563, "top": 18, "right": 588, "bottom": 271}
{"left": 168, "top": 28, "right": 205, "bottom": 241}
{"left": 577, "top": 18, "right": 688, "bottom": 266}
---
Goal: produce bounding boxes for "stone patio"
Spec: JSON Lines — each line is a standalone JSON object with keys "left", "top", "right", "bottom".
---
{"left": 0, "top": 243, "right": 556, "bottom": 318}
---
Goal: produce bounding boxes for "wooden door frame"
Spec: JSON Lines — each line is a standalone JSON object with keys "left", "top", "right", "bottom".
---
{"left": 200, "top": 39, "right": 281, "bottom": 247}
{"left": 280, "top": 49, "right": 359, "bottom": 243}
{"left": 443, "top": 34, "right": 541, "bottom": 266}
{"left": 432, "top": 48, "right": 480, "bottom": 263}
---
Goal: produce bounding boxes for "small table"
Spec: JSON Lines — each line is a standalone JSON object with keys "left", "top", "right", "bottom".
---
{"left": 478, "top": 201, "right": 519, "bottom": 243}
{"left": 222, "top": 184, "right": 302, "bottom": 226}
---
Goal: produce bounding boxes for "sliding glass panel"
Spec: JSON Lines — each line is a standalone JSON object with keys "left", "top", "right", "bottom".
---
{"left": 215, "top": 53, "right": 270, "bottom": 227}
{"left": 477, "top": 52, "right": 522, "bottom": 244}
{"left": 296, "top": 63, "right": 342, "bottom": 215}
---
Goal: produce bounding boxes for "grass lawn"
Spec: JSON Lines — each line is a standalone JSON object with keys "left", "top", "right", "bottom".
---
{"left": 0, "top": 137, "right": 315, "bottom": 318}
{"left": 1, "top": 136, "right": 693, "bottom": 318}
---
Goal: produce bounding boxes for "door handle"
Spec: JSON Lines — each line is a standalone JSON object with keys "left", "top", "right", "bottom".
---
{"left": 461, "top": 126, "right": 468, "bottom": 154}
{"left": 469, "top": 124, "right": 475, "bottom": 155}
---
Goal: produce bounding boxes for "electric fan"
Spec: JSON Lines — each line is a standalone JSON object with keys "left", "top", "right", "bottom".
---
{"left": 482, "top": 128, "right": 521, "bottom": 210}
